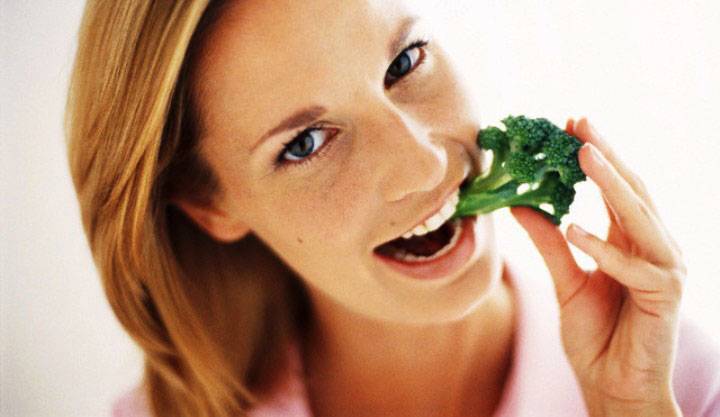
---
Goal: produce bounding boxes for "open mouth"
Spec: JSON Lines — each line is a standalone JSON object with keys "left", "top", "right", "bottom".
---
{"left": 373, "top": 174, "right": 474, "bottom": 263}
{"left": 374, "top": 217, "right": 462, "bottom": 262}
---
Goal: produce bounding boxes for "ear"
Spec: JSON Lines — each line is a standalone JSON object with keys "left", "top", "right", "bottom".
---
{"left": 172, "top": 198, "right": 250, "bottom": 243}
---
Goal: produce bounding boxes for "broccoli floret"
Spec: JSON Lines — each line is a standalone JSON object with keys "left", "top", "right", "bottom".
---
{"left": 453, "top": 115, "right": 586, "bottom": 225}
{"left": 543, "top": 129, "right": 586, "bottom": 186}
{"left": 504, "top": 115, "right": 548, "bottom": 152}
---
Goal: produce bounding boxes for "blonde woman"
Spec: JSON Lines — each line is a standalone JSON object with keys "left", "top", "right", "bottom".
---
{"left": 65, "top": 1, "right": 719, "bottom": 416}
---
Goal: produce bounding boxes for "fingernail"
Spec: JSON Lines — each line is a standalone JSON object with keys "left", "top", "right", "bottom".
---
{"left": 587, "top": 143, "right": 605, "bottom": 166}
{"left": 569, "top": 224, "right": 590, "bottom": 240}
{"left": 588, "top": 121, "right": 600, "bottom": 138}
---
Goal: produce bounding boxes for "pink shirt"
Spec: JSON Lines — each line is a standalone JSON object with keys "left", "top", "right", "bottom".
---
{"left": 112, "top": 260, "right": 720, "bottom": 416}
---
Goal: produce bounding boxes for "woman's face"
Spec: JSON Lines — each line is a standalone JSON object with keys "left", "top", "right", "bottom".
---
{"left": 186, "top": 0, "right": 500, "bottom": 324}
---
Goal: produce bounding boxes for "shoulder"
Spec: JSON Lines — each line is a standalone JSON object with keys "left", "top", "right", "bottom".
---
{"left": 673, "top": 317, "right": 720, "bottom": 416}
{"left": 111, "top": 385, "right": 150, "bottom": 417}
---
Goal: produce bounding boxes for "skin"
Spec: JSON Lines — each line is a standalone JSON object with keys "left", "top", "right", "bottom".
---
{"left": 178, "top": 0, "right": 686, "bottom": 415}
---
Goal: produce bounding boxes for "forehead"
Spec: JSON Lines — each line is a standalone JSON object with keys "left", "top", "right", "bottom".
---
{"left": 193, "top": 0, "right": 414, "bottom": 148}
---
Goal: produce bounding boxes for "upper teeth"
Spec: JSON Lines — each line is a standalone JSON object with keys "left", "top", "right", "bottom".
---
{"left": 401, "top": 190, "right": 460, "bottom": 239}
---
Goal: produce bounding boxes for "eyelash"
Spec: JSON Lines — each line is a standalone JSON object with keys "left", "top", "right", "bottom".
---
{"left": 274, "top": 37, "right": 430, "bottom": 170}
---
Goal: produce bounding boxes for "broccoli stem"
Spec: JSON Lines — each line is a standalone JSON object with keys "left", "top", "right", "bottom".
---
{"left": 465, "top": 150, "right": 512, "bottom": 192}
{"left": 453, "top": 180, "right": 520, "bottom": 218}
{"left": 453, "top": 177, "right": 556, "bottom": 222}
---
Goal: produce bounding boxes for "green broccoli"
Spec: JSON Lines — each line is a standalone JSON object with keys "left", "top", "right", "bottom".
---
{"left": 452, "top": 115, "right": 586, "bottom": 225}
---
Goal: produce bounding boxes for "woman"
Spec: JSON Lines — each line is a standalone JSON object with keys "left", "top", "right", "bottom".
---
{"left": 65, "top": 1, "right": 719, "bottom": 416}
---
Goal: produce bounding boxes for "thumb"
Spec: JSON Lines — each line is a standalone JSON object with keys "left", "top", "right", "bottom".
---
{"left": 510, "top": 206, "right": 587, "bottom": 305}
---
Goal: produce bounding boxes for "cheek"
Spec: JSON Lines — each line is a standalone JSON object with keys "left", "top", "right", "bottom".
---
{"left": 315, "top": 175, "right": 377, "bottom": 244}
{"left": 399, "top": 49, "right": 480, "bottom": 137}
{"left": 427, "top": 55, "right": 477, "bottom": 121}
{"left": 262, "top": 171, "right": 376, "bottom": 249}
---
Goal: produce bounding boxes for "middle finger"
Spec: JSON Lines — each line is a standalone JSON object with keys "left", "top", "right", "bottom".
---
{"left": 568, "top": 118, "right": 683, "bottom": 257}
{"left": 580, "top": 142, "right": 679, "bottom": 267}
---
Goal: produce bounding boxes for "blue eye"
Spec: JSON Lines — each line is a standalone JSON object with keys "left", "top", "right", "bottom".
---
{"left": 384, "top": 40, "right": 427, "bottom": 87}
{"left": 279, "top": 127, "right": 331, "bottom": 164}
{"left": 275, "top": 123, "right": 341, "bottom": 169}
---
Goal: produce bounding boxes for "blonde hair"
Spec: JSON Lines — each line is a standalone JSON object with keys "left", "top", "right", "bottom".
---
{"left": 65, "top": 1, "right": 309, "bottom": 416}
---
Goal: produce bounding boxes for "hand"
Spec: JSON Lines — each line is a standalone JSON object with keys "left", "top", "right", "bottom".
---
{"left": 510, "top": 118, "right": 687, "bottom": 417}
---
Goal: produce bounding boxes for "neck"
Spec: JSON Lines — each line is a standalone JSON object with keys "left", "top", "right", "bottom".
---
{"left": 301, "top": 261, "right": 517, "bottom": 417}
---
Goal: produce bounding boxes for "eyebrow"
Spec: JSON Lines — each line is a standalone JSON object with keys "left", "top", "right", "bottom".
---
{"left": 388, "top": 15, "right": 419, "bottom": 61}
{"left": 251, "top": 105, "right": 327, "bottom": 152}
{"left": 251, "top": 15, "right": 419, "bottom": 152}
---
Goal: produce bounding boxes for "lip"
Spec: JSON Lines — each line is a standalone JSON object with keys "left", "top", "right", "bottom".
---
{"left": 373, "top": 216, "right": 476, "bottom": 280}
{"left": 411, "top": 181, "right": 462, "bottom": 232}
{"left": 382, "top": 166, "right": 472, "bottom": 246}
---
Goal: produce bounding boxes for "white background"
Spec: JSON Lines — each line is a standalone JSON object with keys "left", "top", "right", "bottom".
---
{"left": 2, "top": 1, "right": 719, "bottom": 416}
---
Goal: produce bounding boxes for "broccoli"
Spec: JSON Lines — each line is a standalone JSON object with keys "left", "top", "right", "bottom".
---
{"left": 452, "top": 115, "right": 586, "bottom": 225}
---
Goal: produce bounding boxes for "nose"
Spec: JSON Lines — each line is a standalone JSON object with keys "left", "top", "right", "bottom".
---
{"left": 371, "top": 105, "right": 447, "bottom": 203}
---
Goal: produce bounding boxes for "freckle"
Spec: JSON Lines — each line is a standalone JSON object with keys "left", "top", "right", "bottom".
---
{"left": 297, "top": 237, "right": 303, "bottom": 244}
{"left": 390, "top": 221, "right": 396, "bottom": 226}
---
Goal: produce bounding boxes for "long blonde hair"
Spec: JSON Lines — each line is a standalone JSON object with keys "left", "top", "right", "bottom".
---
{"left": 65, "top": 1, "right": 309, "bottom": 416}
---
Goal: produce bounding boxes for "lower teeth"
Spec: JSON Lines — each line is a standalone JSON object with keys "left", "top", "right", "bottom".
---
{"left": 391, "top": 218, "right": 463, "bottom": 263}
